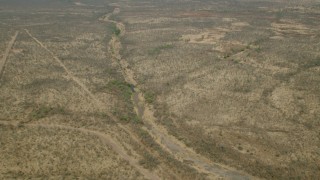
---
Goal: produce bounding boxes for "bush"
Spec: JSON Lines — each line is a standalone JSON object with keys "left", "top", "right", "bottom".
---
{"left": 148, "top": 44, "right": 174, "bottom": 55}
{"left": 110, "top": 24, "right": 121, "bottom": 36}
{"left": 139, "top": 151, "right": 159, "bottom": 170}
{"left": 29, "top": 105, "right": 66, "bottom": 119}
{"left": 303, "top": 58, "right": 320, "bottom": 68}
{"left": 106, "top": 80, "right": 133, "bottom": 102}
{"left": 144, "top": 91, "right": 155, "bottom": 104}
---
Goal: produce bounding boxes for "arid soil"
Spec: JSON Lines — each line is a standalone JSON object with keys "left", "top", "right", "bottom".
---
{"left": 0, "top": 0, "right": 319, "bottom": 179}
{"left": 118, "top": 0, "right": 320, "bottom": 179}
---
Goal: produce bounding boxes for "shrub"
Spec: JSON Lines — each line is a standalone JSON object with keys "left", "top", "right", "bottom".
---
{"left": 110, "top": 24, "right": 121, "bottom": 36}
{"left": 106, "top": 80, "right": 133, "bottom": 102}
{"left": 148, "top": 44, "right": 174, "bottom": 55}
{"left": 139, "top": 151, "right": 159, "bottom": 170}
{"left": 144, "top": 91, "right": 155, "bottom": 104}
{"left": 29, "top": 105, "right": 67, "bottom": 119}
{"left": 303, "top": 58, "right": 320, "bottom": 68}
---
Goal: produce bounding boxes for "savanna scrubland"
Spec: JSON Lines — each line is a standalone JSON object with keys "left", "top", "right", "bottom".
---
{"left": 0, "top": 0, "right": 319, "bottom": 179}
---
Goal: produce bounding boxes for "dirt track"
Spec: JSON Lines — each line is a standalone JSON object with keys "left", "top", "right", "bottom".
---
{"left": 19, "top": 8, "right": 255, "bottom": 179}
{"left": 24, "top": 29, "right": 106, "bottom": 110}
{"left": 105, "top": 7, "right": 255, "bottom": 180}
{"left": 23, "top": 29, "right": 160, "bottom": 180}
{"left": 0, "top": 31, "right": 18, "bottom": 79}
{"left": 0, "top": 120, "right": 159, "bottom": 180}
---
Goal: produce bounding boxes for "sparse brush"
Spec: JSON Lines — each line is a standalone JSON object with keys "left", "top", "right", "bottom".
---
{"left": 105, "top": 80, "right": 133, "bottom": 102}
{"left": 148, "top": 44, "right": 174, "bottom": 55}
{"left": 110, "top": 24, "right": 121, "bottom": 36}
{"left": 139, "top": 151, "right": 159, "bottom": 170}
{"left": 29, "top": 105, "right": 67, "bottom": 120}
{"left": 302, "top": 58, "right": 320, "bottom": 69}
{"left": 144, "top": 91, "right": 155, "bottom": 104}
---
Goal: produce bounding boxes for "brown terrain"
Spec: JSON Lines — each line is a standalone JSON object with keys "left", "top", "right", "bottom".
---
{"left": 0, "top": 0, "right": 319, "bottom": 179}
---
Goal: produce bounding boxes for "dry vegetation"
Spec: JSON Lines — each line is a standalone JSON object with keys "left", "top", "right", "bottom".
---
{"left": 0, "top": 0, "right": 319, "bottom": 179}
{"left": 120, "top": 0, "right": 320, "bottom": 179}
{"left": 0, "top": 124, "right": 144, "bottom": 179}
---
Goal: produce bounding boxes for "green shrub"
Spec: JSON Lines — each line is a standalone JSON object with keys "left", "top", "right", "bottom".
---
{"left": 29, "top": 105, "right": 66, "bottom": 119}
{"left": 106, "top": 80, "right": 133, "bottom": 102}
{"left": 112, "top": 107, "right": 142, "bottom": 124}
{"left": 303, "top": 58, "right": 320, "bottom": 68}
{"left": 110, "top": 24, "right": 121, "bottom": 36}
{"left": 137, "top": 128, "right": 157, "bottom": 148}
{"left": 144, "top": 91, "right": 155, "bottom": 104}
{"left": 148, "top": 44, "right": 174, "bottom": 55}
{"left": 139, "top": 151, "right": 159, "bottom": 170}
{"left": 114, "top": 28, "right": 121, "bottom": 36}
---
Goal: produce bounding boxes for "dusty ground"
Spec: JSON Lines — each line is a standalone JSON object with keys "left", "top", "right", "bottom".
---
{"left": 119, "top": 0, "right": 320, "bottom": 179}
{"left": 0, "top": 0, "right": 319, "bottom": 179}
